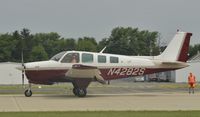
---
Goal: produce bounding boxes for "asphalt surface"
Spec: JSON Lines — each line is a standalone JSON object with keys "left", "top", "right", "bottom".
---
{"left": 0, "top": 81, "right": 200, "bottom": 111}
{"left": 0, "top": 93, "right": 200, "bottom": 111}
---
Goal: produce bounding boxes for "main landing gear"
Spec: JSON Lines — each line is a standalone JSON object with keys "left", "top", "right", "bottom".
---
{"left": 72, "top": 78, "right": 91, "bottom": 97}
{"left": 73, "top": 88, "right": 87, "bottom": 97}
{"left": 24, "top": 83, "right": 32, "bottom": 97}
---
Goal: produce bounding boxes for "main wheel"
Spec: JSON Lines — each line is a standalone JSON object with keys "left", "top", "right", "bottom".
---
{"left": 24, "top": 89, "right": 32, "bottom": 97}
{"left": 77, "top": 88, "right": 87, "bottom": 97}
{"left": 73, "top": 88, "right": 78, "bottom": 96}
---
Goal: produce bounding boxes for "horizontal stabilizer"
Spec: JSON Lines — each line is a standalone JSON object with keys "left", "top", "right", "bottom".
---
{"left": 157, "top": 60, "right": 189, "bottom": 68}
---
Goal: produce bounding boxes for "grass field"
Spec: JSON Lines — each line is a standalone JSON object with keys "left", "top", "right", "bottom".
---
{"left": 0, "top": 111, "right": 200, "bottom": 117}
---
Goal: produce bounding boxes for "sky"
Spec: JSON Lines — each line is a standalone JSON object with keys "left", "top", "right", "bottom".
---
{"left": 0, "top": 0, "right": 199, "bottom": 45}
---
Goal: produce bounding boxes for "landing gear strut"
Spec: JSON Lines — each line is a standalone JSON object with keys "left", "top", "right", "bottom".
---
{"left": 24, "top": 83, "right": 32, "bottom": 97}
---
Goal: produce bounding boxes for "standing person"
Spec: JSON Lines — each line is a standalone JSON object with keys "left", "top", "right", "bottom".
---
{"left": 188, "top": 72, "right": 196, "bottom": 94}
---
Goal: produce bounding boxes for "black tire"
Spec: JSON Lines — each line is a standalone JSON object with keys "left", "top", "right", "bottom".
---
{"left": 73, "top": 88, "right": 78, "bottom": 96}
{"left": 24, "top": 89, "right": 32, "bottom": 97}
{"left": 77, "top": 88, "right": 87, "bottom": 97}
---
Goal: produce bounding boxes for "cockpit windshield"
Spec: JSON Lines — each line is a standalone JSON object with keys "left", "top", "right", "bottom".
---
{"left": 50, "top": 51, "right": 66, "bottom": 61}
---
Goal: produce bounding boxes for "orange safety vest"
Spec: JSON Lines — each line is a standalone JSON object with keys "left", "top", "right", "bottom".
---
{"left": 188, "top": 75, "right": 196, "bottom": 84}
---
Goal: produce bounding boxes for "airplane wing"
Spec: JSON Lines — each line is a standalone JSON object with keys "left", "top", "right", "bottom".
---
{"left": 65, "top": 64, "right": 106, "bottom": 84}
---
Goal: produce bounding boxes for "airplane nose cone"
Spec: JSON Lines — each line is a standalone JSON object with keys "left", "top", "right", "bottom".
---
{"left": 16, "top": 65, "right": 26, "bottom": 71}
{"left": 16, "top": 66, "right": 23, "bottom": 71}
{"left": 16, "top": 61, "right": 58, "bottom": 71}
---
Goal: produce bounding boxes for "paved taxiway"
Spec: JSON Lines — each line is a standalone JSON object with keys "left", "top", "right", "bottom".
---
{"left": 0, "top": 92, "right": 200, "bottom": 112}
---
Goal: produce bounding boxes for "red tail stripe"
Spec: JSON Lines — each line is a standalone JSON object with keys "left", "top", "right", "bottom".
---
{"left": 178, "top": 33, "right": 192, "bottom": 62}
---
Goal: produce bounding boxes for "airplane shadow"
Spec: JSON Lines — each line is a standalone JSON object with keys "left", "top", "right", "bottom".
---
{"left": 40, "top": 93, "right": 159, "bottom": 100}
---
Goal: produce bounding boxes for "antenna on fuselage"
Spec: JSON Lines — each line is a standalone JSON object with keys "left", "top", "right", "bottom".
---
{"left": 99, "top": 46, "right": 106, "bottom": 53}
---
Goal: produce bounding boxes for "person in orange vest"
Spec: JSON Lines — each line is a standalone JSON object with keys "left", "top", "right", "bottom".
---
{"left": 188, "top": 72, "right": 196, "bottom": 94}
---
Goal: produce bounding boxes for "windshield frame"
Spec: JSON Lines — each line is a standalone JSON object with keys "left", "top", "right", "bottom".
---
{"left": 50, "top": 51, "right": 66, "bottom": 62}
{"left": 60, "top": 52, "right": 80, "bottom": 63}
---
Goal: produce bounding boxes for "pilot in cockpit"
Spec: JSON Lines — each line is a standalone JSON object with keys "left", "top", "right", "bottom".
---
{"left": 71, "top": 54, "right": 78, "bottom": 63}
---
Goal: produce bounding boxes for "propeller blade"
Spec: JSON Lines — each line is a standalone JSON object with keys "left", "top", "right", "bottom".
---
{"left": 22, "top": 70, "right": 25, "bottom": 88}
{"left": 21, "top": 51, "right": 25, "bottom": 88}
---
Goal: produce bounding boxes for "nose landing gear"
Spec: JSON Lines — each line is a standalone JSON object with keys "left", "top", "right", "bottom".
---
{"left": 24, "top": 83, "right": 32, "bottom": 97}
{"left": 24, "top": 89, "right": 32, "bottom": 97}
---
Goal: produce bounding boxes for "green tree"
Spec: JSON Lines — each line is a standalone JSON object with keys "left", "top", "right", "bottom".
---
{"left": 54, "top": 38, "right": 76, "bottom": 52}
{"left": 0, "top": 27, "right": 162, "bottom": 62}
{"left": 76, "top": 37, "right": 97, "bottom": 52}
{"left": 137, "top": 30, "right": 158, "bottom": 55}
{"left": 30, "top": 45, "right": 48, "bottom": 61}
{"left": 0, "top": 33, "right": 17, "bottom": 62}
{"left": 105, "top": 27, "right": 159, "bottom": 56}
{"left": 98, "top": 38, "right": 109, "bottom": 52}
{"left": 189, "top": 44, "right": 200, "bottom": 58}
{"left": 11, "top": 30, "right": 22, "bottom": 62}
{"left": 106, "top": 27, "right": 138, "bottom": 55}
{"left": 65, "top": 38, "right": 76, "bottom": 51}
{"left": 20, "top": 28, "right": 34, "bottom": 62}
{"left": 33, "top": 32, "right": 61, "bottom": 58}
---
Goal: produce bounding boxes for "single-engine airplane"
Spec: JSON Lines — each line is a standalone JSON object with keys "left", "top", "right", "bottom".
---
{"left": 17, "top": 31, "right": 192, "bottom": 97}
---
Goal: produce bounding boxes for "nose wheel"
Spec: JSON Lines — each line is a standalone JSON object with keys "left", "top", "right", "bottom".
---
{"left": 24, "top": 89, "right": 32, "bottom": 97}
{"left": 24, "top": 83, "right": 32, "bottom": 97}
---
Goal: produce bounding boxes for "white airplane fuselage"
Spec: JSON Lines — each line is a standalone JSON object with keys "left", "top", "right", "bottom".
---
{"left": 24, "top": 51, "right": 188, "bottom": 84}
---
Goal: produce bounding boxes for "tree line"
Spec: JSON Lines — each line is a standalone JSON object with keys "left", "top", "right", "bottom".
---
{"left": 0, "top": 27, "right": 198, "bottom": 62}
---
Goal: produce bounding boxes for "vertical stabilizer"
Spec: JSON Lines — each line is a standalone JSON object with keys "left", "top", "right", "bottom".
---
{"left": 156, "top": 32, "right": 192, "bottom": 62}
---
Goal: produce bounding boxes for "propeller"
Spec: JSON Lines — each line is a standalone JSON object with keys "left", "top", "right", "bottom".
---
{"left": 21, "top": 51, "right": 25, "bottom": 88}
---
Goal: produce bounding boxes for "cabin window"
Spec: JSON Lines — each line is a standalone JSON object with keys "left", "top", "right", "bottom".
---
{"left": 61, "top": 53, "right": 79, "bottom": 63}
{"left": 82, "top": 53, "right": 93, "bottom": 63}
{"left": 98, "top": 55, "right": 106, "bottom": 63}
{"left": 110, "top": 56, "right": 119, "bottom": 63}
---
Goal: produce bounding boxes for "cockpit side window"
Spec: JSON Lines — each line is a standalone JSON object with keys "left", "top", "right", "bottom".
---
{"left": 61, "top": 53, "right": 79, "bottom": 63}
{"left": 50, "top": 51, "right": 66, "bottom": 61}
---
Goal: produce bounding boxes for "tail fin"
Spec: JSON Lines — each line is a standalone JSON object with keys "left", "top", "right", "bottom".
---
{"left": 156, "top": 32, "right": 192, "bottom": 62}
